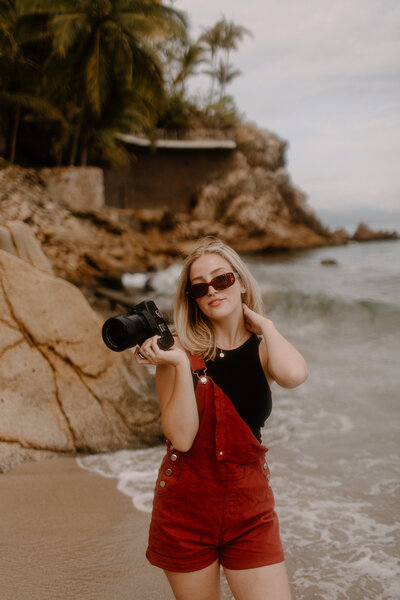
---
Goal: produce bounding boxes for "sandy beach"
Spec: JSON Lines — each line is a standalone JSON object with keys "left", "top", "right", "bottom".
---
{"left": 0, "top": 457, "right": 174, "bottom": 600}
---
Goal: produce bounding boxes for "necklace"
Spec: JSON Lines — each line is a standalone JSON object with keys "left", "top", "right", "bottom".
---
{"left": 216, "top": 332, "right": 249, "bottom": 358}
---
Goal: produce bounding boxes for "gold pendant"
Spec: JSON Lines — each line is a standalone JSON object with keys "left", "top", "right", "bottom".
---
{"left": 219, "top": 351, "right": 225, "bottom": 358}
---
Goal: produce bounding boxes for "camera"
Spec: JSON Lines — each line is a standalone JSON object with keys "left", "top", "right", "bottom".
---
{"left": 102, "top": 300, "right": 174, "bottom": 352}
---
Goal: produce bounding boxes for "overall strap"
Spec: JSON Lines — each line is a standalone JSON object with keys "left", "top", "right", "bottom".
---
{"left": 187, "top": 352, "right": 206, "bottom": 372}
{"left": 187, "top": 352, "right": 208, "bottom": 387}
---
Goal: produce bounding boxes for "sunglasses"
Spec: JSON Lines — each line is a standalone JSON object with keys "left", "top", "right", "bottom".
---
{"left": 187, "top": 272, "right": 238, "bottom": 299}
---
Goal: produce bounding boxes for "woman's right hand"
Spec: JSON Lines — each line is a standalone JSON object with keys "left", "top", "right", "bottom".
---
{"left": 134, "top": 335, "right": 189, "bottom": 368}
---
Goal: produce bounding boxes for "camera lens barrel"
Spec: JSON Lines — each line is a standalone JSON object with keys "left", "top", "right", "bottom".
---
{"left": 102, "top": 300, "right": 174, "bottom": 352}
{"left": 102, "top": 313, "right": 149, "bottom": 352}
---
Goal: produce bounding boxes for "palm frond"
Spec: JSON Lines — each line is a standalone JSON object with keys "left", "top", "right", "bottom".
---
{"left": 117, "top": 1, "right": 186, "bottom": 36}
{"left": 0, "top": 90, "right": 68, "bottom": 127}
{"left": 50, "top": 13, "right": 88, "bottom": 56}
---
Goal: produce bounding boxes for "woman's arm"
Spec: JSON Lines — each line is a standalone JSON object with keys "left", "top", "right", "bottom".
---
{"left": 243, "top": 305, "right": 308, "bottom": 388}
{"left": 134, "top": 336, "right": 199, "bottom": 452}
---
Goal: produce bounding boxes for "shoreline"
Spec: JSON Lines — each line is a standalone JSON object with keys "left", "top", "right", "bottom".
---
{"left": 0, "top": 456, "right": 174, "bottom": 600}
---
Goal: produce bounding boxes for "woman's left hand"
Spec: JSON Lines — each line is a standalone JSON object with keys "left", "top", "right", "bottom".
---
{"left": 242, "top": 304, "right": 268, "bottom": 335}
{"left": 243, "top": 303, "right": 309, "bottom": 388}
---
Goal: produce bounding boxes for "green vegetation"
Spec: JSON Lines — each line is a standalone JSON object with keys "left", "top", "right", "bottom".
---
{"left": 0, "top": 1, "right": 251, "bottom": 166}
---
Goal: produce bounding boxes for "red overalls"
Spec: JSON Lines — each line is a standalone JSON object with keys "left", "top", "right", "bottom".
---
{"left": 146, "top": 353, "right": 284, "bottom": 572}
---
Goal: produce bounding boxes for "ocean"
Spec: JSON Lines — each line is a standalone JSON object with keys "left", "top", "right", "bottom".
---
{"left": 77, "top": 237, "right": 400, "bottom": 600}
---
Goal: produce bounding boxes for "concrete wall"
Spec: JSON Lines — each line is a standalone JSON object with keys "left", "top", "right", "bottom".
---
{"left": 40, "top": 167, "right": 105, "bottom": 212}
{"left": 104, "top": 146, "right": 236, "bottom": 212}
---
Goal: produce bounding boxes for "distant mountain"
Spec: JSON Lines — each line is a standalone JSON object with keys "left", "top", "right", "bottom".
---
{"left": 316, "top": 206, "right": 400, "bottom": 233}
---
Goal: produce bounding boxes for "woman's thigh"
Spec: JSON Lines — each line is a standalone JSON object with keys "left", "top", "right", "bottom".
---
{"left": 223, "top": 561, "right": 291, "bottom": 600}
{"left": 164, "top": 559, "right": 221, "bottom": 600}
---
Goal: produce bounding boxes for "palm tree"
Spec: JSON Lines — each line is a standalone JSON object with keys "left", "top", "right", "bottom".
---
{"left": 219, "top": 17, "right": 252, "bottom": 76}
{"left": 17, "top": 0, "right": 186, "bottom": 165}
{"left": 0, "top": 0, "right": 25, "bottom": 162}
{"left": 214, "top": 59, "right": 241, "bottom": 100}
{"left": 0, "top": 0, "right": 67, "bottom": 163}
{"left": 172, "top": 41, "right": 205, "bottom": 94}
{"left": 199, "top": 19, "right": 224, "bottom": 104}
{"left": 200, "top": 16, "right": 251, "bottom": 105}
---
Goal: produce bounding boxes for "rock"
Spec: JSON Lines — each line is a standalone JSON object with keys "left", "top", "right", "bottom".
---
{"left": 0, "top": 249, "right": 162, "bottom": 472}
{"left": 193, "top": 161, "right": 252, "bottom": 221}
{"left": 191, "top": 124, "right": 336, "bottom": 250}
{"left": 224, "top": 194, "right": 277, "bottom": 234}
{"left": 223, "top": 221, "right": 331, "bottom": 252}
{"left": 0, "top": 165, "right": 161, "bottom": 288}
{"left": 39, "top": 167, "right": 105, "bottom": 212}
{"left": 134, "top": 207, "right": 177, "bottom": 232}
{"left": 1, "top": 221, "right": 53, "bottom": 274}
{"left": 329, "top": 229, "right": 350, "bottom": 245}
{"left": 234, "top": 122, "right": 286, "bottom": 170}
{"left": 321, "top": 258, "right": 338, "bottom": 265}
{"left": 188, "top": 125, "right": 339, "bottom": 251}
{"left": 352, "top": 221, "right": 399, "bottom": 242}
{"left": 0, "top": 225, "right": 18, "bottom": 256}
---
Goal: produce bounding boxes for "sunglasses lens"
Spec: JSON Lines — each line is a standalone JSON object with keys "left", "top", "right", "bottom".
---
{"left": 212, "top": 273, "right": 235, "bottom": 290}
{"left": 190, "top": 283, "right": 209, "bottom": 298}
{"left": 188, "top": 273, "right": 236, "bottom": 298}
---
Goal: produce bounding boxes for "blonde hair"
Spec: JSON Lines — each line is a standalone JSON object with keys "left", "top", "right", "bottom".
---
{"left": 174, "top": 237, "right": 263, "bottom": 360}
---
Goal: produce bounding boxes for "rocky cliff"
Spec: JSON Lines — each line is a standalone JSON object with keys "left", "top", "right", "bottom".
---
{"left": 0, "top": 123, "right": 348, "bottom": 295}
{"left": 189, "top": 123, "right": 338, "bottom": 253}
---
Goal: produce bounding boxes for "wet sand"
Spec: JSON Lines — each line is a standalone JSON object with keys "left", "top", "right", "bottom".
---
{"left": 0, "top": 457, "right": 174, "bottom": 600}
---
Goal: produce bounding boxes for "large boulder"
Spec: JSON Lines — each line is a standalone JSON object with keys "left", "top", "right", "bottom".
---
{"left": 0, "top": 249, "right": 162, "bottom": 472}
{"left": 0, "top": 220, "right": 54, "bottom": 274}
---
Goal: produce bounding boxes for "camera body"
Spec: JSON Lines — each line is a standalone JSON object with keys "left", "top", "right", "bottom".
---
{"left": 102, "top": 300, "right": 174, "bottom": 352}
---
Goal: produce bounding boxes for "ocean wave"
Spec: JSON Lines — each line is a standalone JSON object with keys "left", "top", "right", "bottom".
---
{"left": 265, "top": 289, "right": 400, "bottom": 325}
{"left": 272, "top": 451, "right": 400, "bottom": 600}
{"left": 76, "top": 447, "right": 165, "bottom": 513}
{"left": 76, "top": 445, "right": 400, "bottom": 600}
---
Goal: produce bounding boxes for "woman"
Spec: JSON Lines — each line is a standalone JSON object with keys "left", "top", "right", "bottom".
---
{"left": 135, "top": 237, "right": 308, "bottom": 600}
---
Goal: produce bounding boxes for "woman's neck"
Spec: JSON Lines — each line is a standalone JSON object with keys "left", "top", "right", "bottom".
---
{"left": 213, "top": 319, "right": 250, "bottom": 350}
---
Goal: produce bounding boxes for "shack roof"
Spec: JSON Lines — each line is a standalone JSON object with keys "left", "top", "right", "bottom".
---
{"left": 116, "top": 133, "right": 236, "bottom": 150}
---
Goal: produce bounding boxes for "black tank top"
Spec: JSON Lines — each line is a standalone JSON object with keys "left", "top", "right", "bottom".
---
{"left": 204, "top": 334, "right": 272, "bottom": 442}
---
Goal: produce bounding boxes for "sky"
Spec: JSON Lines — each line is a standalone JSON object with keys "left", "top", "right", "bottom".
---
{"left": 175, "top": 0, "right": 400, "bottom": 218}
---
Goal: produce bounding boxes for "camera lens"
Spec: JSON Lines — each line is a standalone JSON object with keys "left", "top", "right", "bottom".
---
{"left": 102, "top": 313, "right": 150, "bottom": 351}
{"left": 103, "top": 319, "right": 126, "bottom": 350}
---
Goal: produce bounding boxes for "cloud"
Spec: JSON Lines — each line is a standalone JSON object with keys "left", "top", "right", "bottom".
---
{"left": 176, "top": 0, "right": 400, "bottom": 212}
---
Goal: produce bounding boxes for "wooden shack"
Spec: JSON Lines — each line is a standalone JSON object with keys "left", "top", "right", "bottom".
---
{"left": 104, "top": 133, "right": 236, "bottom": 213}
